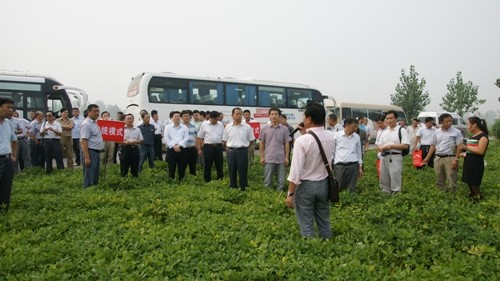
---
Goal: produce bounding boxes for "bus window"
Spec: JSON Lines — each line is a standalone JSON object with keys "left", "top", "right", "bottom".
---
{"left": 352, "top": 108, "right": 368, "bottom": 118}
{"left": 148, "top": 77, "right": 188, "bottom": 104}
{"left": 287, "top": 89, "right": 312, "bottom": 109}
{"left": 258, "top": 86, "right": 284, "bottom": 107}
{"left": 225, "top": 83, "right": 257, "bottom": 106}
{"left": 190, "top": 81, "right": 223, "bottom": 105}
{"left": 367, "top": 109, "right": 383, "bottom": 121}
{"left": 342, "top": 107, "right": 352, "bottom": 119}
{"left": 47, "top": 98, "right": 63, "bottom": 115}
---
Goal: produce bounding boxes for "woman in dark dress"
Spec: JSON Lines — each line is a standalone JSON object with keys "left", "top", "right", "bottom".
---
{"left": 460, "top": 117, "right": 489, "bottom": 199}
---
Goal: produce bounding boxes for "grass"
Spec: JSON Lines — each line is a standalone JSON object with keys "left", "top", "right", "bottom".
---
{"left": 1, "top": 142, "right": 499, "bottom": 280}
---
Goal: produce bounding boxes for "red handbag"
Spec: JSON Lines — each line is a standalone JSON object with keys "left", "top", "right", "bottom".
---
{"left": 413, "top": 149, "right": 423, "bottom": 168}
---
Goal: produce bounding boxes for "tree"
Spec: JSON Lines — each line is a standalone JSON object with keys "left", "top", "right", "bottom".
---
{"left": 440, "top": 72, "right": 485, "bottom": 117}
{"left": 390, "top": 65, "right": 431, "bottom": 120}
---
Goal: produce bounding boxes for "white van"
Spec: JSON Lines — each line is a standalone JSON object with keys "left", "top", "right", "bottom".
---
{"left": 417, "top": 111, "right": 467, "bottom": 136}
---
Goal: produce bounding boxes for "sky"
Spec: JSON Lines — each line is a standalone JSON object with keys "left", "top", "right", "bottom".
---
{"left": 1, "top": 0, "right": 499, "bottom": 114}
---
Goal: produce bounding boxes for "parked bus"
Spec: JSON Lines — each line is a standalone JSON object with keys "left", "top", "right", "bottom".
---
{"left": 334, "top": 102, "right": 407, "bottom": 142}
{"left": 125, "top": 72, "right": 336, "bottom": 127}
{"left": 0, "top": 70, "right": 88, "bottom": 119}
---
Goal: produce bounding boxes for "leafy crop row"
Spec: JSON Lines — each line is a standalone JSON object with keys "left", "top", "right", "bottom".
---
{"left": 1, "top": 143, "right": 499, "bottom": 280}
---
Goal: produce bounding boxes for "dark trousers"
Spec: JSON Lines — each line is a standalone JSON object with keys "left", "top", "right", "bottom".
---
{"left": 113, "top": 142, "right": 119, "bottom": 164}
{"left": 43, "top": 139, "right": 64, "bottom": 173}
{"left": 227, "top": 147, "right": 248, "bottom": 190}
{"left": 167, "top": 148, "right": 187, "bottom": 181}
{"left": 73, "top": 138, "right": 81, "bottom": 165}
{"left": 183, "top": 146, "right": 197, "bottom": 175}
{"left": 0, "top": 157, "right": 14, "bottom": 212}
{"left": 31, "top": 139, "right": 44, "bottom": 167}
{"left": 154, "top": 134, "right": 163, "bottom": 161}
{"left": 203, "top": 144, "right": 223, "bottom": 182}
{"left": 420, "top": 145, "right": 435, "bottom": 168}
{"left": 120, "top": 146, "right": 140, "bottom": 177}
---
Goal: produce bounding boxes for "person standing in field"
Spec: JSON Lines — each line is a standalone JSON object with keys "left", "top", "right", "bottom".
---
{"left": 29, "top": 111, "right": 44, "bottom": 167}
{"left": 414, "top": 117, "right": 436, "bottom": 169}
{"left": 164, "top": 111, "right": 188, "bottom": 181}
{"left": 460, "top": 117, "right": 489, "bottom": 200}
{"left": 80, "top": 104, "right": 104, "bottom": 188}
{"left": 286, "top": 102, "right": 334, "bottom": 239}
{"left": 99, "top": 111, "right": 115, "bottom": 165}
{"left": 120, "top": 114, "right": 143, "bottom": 177}
{"left": 0, "top": 98, "right": 17, "bottom": 213}
{"left": 71, "top": 107, "right": 84, "bottom": 166}
{"left": 11, "top": 110, "right": 31, "bottom": 171}
{"left": 56, "top": 108, "right": 75, "bottom": 169}
{"left": 259, "top": 107, "right": 291, "bottom": 191}
{"left": 423, "top": 113, "right": 463, "bottom": 192}
{"left": 243, "top": 109, "right": 256, "bottom": 168}
{"left": 138, "top": 113, "right": 155, "bottom": 172}
{"left": 332, "top": 117, "right": 363, "bottom": 192}
{"left": 181, "top": 110, "right": 198, "bottom": 176}
{"left": 223, "top": 107, "right": 255, "bottom": 191}
{"left": 376, "top": 110, "right": 410, "bottom": 194}
{"left": 407, "top": 118, "right": 419, "bottom": 152}
{"left": 40, "top": 111, "right": 64, "bottom": 173}
{"left": 197, "top": 111, "right": 225, "bottom": 183}
{"left": 150, "top": 110, "right": 164, "bottom": 161}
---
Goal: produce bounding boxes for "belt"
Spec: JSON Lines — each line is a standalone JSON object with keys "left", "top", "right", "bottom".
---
{"left": 45, "top": 138, "right": 60, "bottom": 141}
{"left": 334, "top": 161, "right": 358, "bottom": 166}
{"left": 0, "top": 154, "right": 11, "bottom": 158}
{"left": 89, "top": 148, "right": 104, "bottom": 153}
{"left": 204, "top": 143, "right": 222, "bottom": 147}
{"left": 17, "top": 136, "right": 25, "bottom": 140}
{"left": 228, "top": 147, "right": 248, "bottom": 150}
{"left": 122, "top": 145, "right": 137, "bottom": 148}
{"left": 436, "top": 154, "right": 454, "bottom": 158}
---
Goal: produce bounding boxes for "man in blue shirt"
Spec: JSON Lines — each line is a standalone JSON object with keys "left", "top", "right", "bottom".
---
{"left": 138, "top": 113, "right": 155, "bottom": 172}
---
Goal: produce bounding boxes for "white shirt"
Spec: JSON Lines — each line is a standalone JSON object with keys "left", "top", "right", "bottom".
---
{"left": 287, "top": 127, "right": 335, "bottom": 185}
{"left": 12, "top": 117, "right": 30, "bottom": 138}
{"left": 407, "top": 125, "right": 419, "bottom": 143}
{"left": 164, "top": 123, "right": 189, "bottom": 148}
{"left": 375, "top": 125, "right": 410, "bottom": 153}
{"left": 416, "top": 126, "right": 436, "bottom": 145}
{"left": 332, "top": 131, "right": 363, "bottom": 165}
{"left": 197, "top": 121, "right": 224, "bottom": 144}
{"left": 151, "top": 118, "right": 164, "bottom": 135}
{"left": 71, "top": 115, "right": 84, "bottom": 139}
{"left": 41, "top": 121, "right": 62, "bottom": 139}
{"left": 124, "top": 126, "right": 143, "bottom": 142}
{"left": 431, "top": 127, "right": 463, "bottom": 155}
{"left": 222, "top": 122, "right": 255, "bottom": 148}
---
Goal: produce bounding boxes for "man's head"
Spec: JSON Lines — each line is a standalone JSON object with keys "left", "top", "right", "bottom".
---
{"left": 101, "top": 111, "right": 110, "bottom": 120}
{"left": 171, "top": 111, "right": 181, "bottom": 125}
{"left": 125, "top": 114, "right": 135, "bottom": 126}
{"left": 269, "top": 107, "right": 281, "bottom": 124}
{"left": 328, "top": 114, "right": 338, "bottom": 127}
{"left": 193, "top": 110, "right": 200, "bottom": 122}
{"left": 151, "top": 110, "right": 159, "bottom": 121}
{"left": 343, "top": 117, "right": 359, "bottom": 135}
{"left": 376, "top": 115, "right": 386, "bottom": 129}
{"left": 232, "top": 107, "right": 243, "bottom": 124}
{"left": 303, "top": 102, "right": 325, "bottom": 129}
{"left": 60, "top": 108, "right": 69, "bottom": 118}
{"left": 46, "top": 111, "right": 55, "bottom": 122}
{"left": 86, "top": 104, "right": 100, "bottom": 120}
{"left": 439, "top": 113, "right": 453, "bottom": 130}
{"left": 72, "top": 107, "right": 80, "bottom": 117}
{"left": 209, "top": 111, "right": 219, "bottom": 125}
{"left": 117, "top": 111, "right": 124, "bottom": 121}
{"left": 142, "top": 113, "right": 150, "bottom": 125}
{"left": 181, "top": 110, "right": 191, "bottom": 124}
{"left": 424, "top": 117, "right": 435, "bottom": 128}
{"left": 412, "top": 118, "right": 419, "bottom": 127}
{"left": 280, "top": 114, "right": 288, "bottom": 125}
{"left": 385, "top": 110, "right": 398, "bottom": 128}
{"left": 0, "top": 97, "right": 14, "bottom": 119}
{"left": 243, "top": 110, "right": 251, "bottom": 122}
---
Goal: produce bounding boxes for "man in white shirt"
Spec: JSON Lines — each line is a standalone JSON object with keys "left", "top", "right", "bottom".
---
{"left": 71, "top": 107, "right": 84, "bottom": 166}
{"left": 11, "top": 110, "right": 31, "bottom": 171}
{"left": 407, "top": 118, "right": 420, "bottom": 152}
{"left": 40, "top": 111, "right": 64, "bottom": 173}
{"left": 376, "top": 110, "right": 410, "bottom": 194}
{"left": 286, "top": 103, "right": 334, "bottom": 239}
{"left": 414, "top": 117, "right": 436, "bottom": 169}
{"left": 120, "top": 114, "right": 144, "bottom": 177}
{"left": 151, "top": 110, "right": 164, "bottom": 161}
{"left": 165, "top": 111, "right": 189, "bottom": 181}
{"left": 327, "top": 113, "right": 343, "bottom": 132}
{"left": 332, "top": 117, "right": 363, "bottom": 192}
{"left": 0, "top": 98, "right": 17, "bottom": 212}
{"left": 197, "top": 111, "right": 224, "bottom": 182}
{"left": 423, "top": 113, "right": 463, "bottom": 192}
{"left": 223, "top": 108, "right": 255, "bottom": 191}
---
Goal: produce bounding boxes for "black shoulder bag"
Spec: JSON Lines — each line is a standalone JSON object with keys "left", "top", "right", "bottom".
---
{"left": 308, "top": 131, "right": 340, "bottom": 203}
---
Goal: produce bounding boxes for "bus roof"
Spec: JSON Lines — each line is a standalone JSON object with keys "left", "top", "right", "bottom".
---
{"left": 337, "top": 101, "right": 404, "bottom": 111}
{"left": 134, "top": 72, "right": 319, "bottom": 90}
{"left": 0, "top": 69, "right": 59, "bottom": 84}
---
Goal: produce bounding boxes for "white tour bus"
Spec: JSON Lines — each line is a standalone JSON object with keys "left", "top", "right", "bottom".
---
{"left": 0, "top": 70, "right": 88, "bottom": 119}
{"left": 126, "top": 72, "right": 336, "bottom": 127}
{"left": 334, "top": 102, "right": 407, "bottom": 142}
{"left": 417, "top": 111, "right": 467, "bottom": 136}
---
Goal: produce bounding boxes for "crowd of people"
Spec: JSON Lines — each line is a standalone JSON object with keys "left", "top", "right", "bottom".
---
{"left": 0, "top": 97, "right": 491, "bottom": 240}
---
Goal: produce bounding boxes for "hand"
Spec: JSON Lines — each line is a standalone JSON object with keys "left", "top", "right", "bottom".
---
{"left": 452, "top": 159, "right": 458, "bottom": 170}
{"left": 285, "top": 195, "right": 294, "bottom": 209}
{"left": 85, "top": 157, "right": 91, "bottom": 167}
{"left": 260, "top": 158, "right": 265, "bottom": 166}
{"left": 197, "top": 149, "right": 203, "bottom": 156}
{"left": 284, "top": 158, "right": 289, "bottom": 166}
{"left": 11, "top": 155, "right": 17, "bottom": 162}
{"left": 358, "top": 166, "right": 364, "bottom": 178}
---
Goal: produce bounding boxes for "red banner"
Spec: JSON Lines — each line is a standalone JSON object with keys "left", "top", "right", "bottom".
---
{"left": 97, "top": 120, "right": 125, "bottom": 142}
{"left": 248, "top": 122, "right": 261, "bottom": 139}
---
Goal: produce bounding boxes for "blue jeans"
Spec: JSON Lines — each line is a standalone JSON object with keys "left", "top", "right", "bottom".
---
{"left": 294, "top": 178, "right": 332, "bottom": 239}
{"left": 139, "top": 145, "right": 155, "bottom": 172}
{"left": 82, "top": 149, "right": 100, "bottom": 188}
